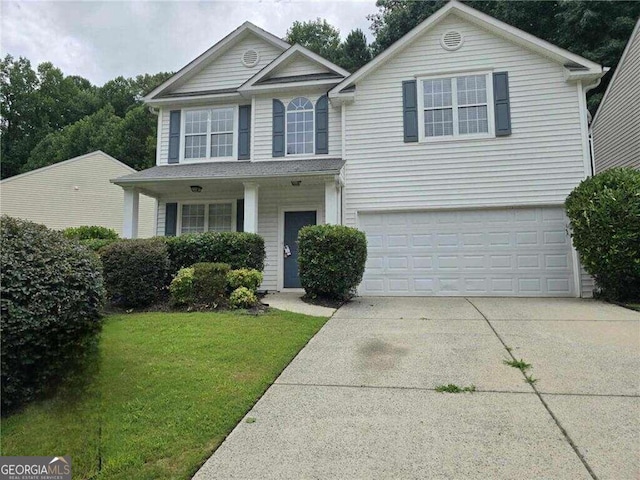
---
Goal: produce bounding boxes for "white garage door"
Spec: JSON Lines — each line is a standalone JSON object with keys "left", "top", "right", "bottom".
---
{"left": 359, "top": 207, "right": 576, "bottom": 297}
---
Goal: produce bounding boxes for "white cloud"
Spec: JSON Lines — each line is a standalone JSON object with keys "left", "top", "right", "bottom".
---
{"left": 1, "top": 0, "right": 377, "bottom": 85}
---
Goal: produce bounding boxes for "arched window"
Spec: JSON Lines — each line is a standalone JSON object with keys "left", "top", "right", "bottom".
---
{"left": 286, "top": 97, "right": 314, "bottom": 155}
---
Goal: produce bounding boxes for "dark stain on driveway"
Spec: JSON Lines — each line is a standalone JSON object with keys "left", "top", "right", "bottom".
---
{"left": 358, "top": 339, "right": 410, "bottom": 371}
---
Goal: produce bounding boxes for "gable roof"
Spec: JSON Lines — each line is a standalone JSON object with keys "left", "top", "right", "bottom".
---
{"left": 144, "top": 22, "right": 289, "bottom": 101}
{"left": 591, "top": 18, "right": 640, "bottom": 129}
{"left": 330, "top": 0, "right": 604, "bottom": 97}
{"left": 238, "top": 44, "right": 349, "bottom": 92}
{"left": 1, "top": 151, "right": 133, "bottom": 184}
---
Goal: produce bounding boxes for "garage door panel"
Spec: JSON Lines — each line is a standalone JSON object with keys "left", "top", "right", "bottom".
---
{"left": 359, "top": 207, "right": 575, "bottom": 297}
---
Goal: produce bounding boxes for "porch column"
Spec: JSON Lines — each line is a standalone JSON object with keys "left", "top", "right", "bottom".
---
{"left": 325, "top": 179, "right": 339, "bottom": 225}
{"left": 243, "top": 182, "right": 259, "bottom": 233}
{"left": 122, "top": 187, "right": 140, "bottom": 239}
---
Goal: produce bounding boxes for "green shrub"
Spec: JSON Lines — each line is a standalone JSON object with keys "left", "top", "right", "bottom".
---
{"left": 1, "top": 216, "right": 105, "bottom": 413}
{"left": 229, "top": 287, "right": 258, "bottom": 309}
{"left": 79, "top": 238, "right": 118, "bottom": 253}
{"left": 227, "top": 268, "right": 264, "bottom": 292}
{"left": 565, "top": 167, "right": 640, "bottom": 301}
{"left": 192, "top": 262, "right": 230, "bottom": 306}
{"left": 298, "top": 224, "right": 367, "bottom": 300}
{"left": 169, "top": 267, "right": 195, "bottom": 306}
{"left": 101, "top": 239, "right": 170, "bottom": 308}
{"left": 164, "top": 232, "right": 265, "bottom": 273}
{"left": 63, "top": 225, "right": 119, "bottom": 240}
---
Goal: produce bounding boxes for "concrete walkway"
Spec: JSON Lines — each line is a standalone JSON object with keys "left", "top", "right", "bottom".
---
{"left": 194, "top": 297, "right": 640, "bottom": 480}
{"left": 263, "top": 292, "right": 337, "bottom": 317}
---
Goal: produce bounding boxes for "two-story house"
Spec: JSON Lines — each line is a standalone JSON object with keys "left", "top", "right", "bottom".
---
{"left": 113, "top": 1, "right": 606, "bottom": 297}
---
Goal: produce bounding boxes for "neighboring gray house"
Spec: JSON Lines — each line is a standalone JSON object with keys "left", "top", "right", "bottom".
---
{"left": 591, "top": 18, "right": 640, "bottom": 172}
{"left": 113, "top": 1, "right": 606, "bottom": 297}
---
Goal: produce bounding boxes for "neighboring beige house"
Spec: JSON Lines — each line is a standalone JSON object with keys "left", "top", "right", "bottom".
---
{"left": 591, "top": 18, "right": 640, "bottom": 172}
{"left": 1, "top": 151, "right": 156, "bottom": 237}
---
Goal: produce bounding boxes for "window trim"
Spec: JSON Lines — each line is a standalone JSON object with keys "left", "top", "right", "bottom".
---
{"left": 177, "top": 200, "right": 237, "bottom": 235}
{"left": 285, "top": 97, "right": 315, "bottom": 156}
{"left": 416, "top": 70, "right": 495, "bottom": 143}
{"left": 179, "top": 105, "right": 239, "bottom": 163}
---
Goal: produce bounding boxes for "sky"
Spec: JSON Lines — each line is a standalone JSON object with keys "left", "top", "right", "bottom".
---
{"left": 1, "top": 0, "right": 378, "bottom": 85}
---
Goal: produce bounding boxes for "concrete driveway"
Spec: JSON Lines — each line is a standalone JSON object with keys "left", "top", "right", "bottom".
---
{"left": 194, "top": 297, "right": 640, "bottom": 480}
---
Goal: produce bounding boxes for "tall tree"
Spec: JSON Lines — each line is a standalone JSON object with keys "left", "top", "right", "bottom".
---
{"left": 368, "top": 0, "right": 640, "bottom": 113}
{"left": 285, "top": 18, "right": 343, "bottom": 65}
{"left": 340, "top": 29, "right": 372, "bottom": 72}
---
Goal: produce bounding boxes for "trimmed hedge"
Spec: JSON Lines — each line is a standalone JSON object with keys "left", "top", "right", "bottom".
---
{"left": 170, "top": 267, "right": 195, "bottom": 306}
{"left": 164, "top": 232, "right": 265, "bottom": 273}
{"left": 565, "top": 167, "right": 640, "bottom": 301}
{"left": 298, "top": 225, "right": 367, "bottom": 300}
{"left": 63, "top": 225, "right": 119, "bottom": 240}
{"left": 101, "top": 239, "right": 170, "bottom": 308}
{"left": 229, "top": 287, "right": 258, "bottom": 309}
{"left": 1, "top": 216, "right": 105, "bottom": 412}
{"left": 192, "top": 262, "right": 230, "bottom": 306}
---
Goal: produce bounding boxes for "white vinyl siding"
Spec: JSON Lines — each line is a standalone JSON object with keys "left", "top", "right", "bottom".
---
{"left": 592, "top": 24, "right": 640, "bottom": 172}
{"left": 269, "top": 55, "right": 332, "bottom": 79}
{"left": 341, "top": 14, "right": 587, "bottom": 228}
{"left": 172, "top": 35, "right": 282, "bottom": 93}
{"left": 0, "top": 152, "right": 156, "bottom": 237}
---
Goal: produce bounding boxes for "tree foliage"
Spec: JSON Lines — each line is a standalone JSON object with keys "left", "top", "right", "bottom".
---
{"left": 285, "top": 20, "right": 372, "bottom": 72}
{"left": 368, "top": 0, "right": 640, "bottom": 113}
{"left": 0, "top": 54, "right": 171, "bottom": 179}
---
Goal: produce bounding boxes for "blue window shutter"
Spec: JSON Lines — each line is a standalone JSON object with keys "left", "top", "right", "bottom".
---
{"left": 493, "top": 72, "right": 512, "bottom": 136}
{"left": 168, "top": 110, "right": 181, "bottom": 164}
{"left": 402, "top": 80, "right": 418, "bottom": 143}
{"left": 165, "top": 203, "right": 178, "bottom": 236}
{"left": 236, "top": 199, "right": 244, "bottom": 232}
{"left": 272, "top": 99, "right": 285, "bottom": 157}
{"left": 315, "top": 94, "right": 329, "bottom": 154}
{"left": 238, "top": 105, "right": 251, "bottom": 160}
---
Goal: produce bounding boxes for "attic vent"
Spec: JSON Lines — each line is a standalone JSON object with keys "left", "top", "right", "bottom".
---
{"left": 241, "top": 49, "right": 259, "bottom": 68}
{"left": 440, "top": 30, "right": 464, "bottom": 51}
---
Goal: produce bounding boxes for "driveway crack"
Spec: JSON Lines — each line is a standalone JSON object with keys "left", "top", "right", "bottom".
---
{"left": 465, "top": 297, "right": 599, "bottom": 480}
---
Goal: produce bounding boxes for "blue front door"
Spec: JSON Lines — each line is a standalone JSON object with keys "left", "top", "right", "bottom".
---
{"left": 284, "top": 211, "right": 317, "bottom": 288}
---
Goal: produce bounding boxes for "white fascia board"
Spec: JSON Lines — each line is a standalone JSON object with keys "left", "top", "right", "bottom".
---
{"left": 239, "top": 44, "right": 348, "bottom": 92}
{"left": 144, "top": 22, "right": 289, "bottom": 102}
{"left": 146, "top": 92, "right": 243, "bottom": 108}
{"left": 330, "top": 0, "right": 603, "bottom": 97}
{"left": 239, "top": 79, "right": 343, "bottom": 96}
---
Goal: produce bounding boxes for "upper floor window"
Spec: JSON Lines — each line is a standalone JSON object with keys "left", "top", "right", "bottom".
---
{"left": 418, "top": 73, "right": 493, "bottom": 140}
{"left": 286, "top": 97, "right": 314, "bottom": 155}
{"left": 184, "top": 107, "right": 235, "bottom": 160}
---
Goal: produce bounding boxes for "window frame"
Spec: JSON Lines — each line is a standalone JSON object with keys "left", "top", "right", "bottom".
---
{"left": 177, "top": 201, "right": 237, "bottom": 235}
{"left": 285, "top": 97, "right": 315, "bottom": 156}
{"left": 416, "top": 71, "right": 495, "bottom": 143}
{"left": 179, "top": 105, "right": 239, "bottom": 163}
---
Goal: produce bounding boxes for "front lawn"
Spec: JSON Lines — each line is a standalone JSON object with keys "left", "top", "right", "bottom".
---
{"left": 1, "top": 309, "right": 327, "bottom": 479}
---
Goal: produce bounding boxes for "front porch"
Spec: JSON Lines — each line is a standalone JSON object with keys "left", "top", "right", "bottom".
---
{"left": 112, "top": 159, "right": 344, "bottom": 291}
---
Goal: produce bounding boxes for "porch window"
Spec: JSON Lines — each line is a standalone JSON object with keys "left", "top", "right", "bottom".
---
{"left": 419, "top": 73, "right": 492, "bottom": 140}
{"left": 184, "top": 107, "right": 235, "bottom": 160}
{"left": 180, "top": 203, "right": 234, "bottom": 234}
{"left": 286, "top": 97, "right": 314, "bottom": 155}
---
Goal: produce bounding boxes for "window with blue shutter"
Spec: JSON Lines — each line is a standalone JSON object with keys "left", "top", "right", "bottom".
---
{"left": 165, "top": 203, "right": 178, "bottom": 236}
{"left": 238, "top": 105, "right": 251, "bottom": 160}
{"left": 272, "top": 99, "right": 285, "bottom": 157}
{"left": 168, "top": 111, "right": 181, "bottom": 163}
{"left": 315, "top": 94, "right": 329, "bottom": 154}
{"left": 402, "top": 80, "right": 419, "bottom": 142}
{"left": 493, "top": 72, "right": 512, "bottom": 136}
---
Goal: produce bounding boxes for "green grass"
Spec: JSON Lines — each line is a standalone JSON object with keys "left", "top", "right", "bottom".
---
{"left": 1, "top": 309, "right": 327, "bottom": 479}
{"left": 434, "top": 384, "right": 476, "bottom": 393}
{"left": 503, "top": 358, "right": 532, "bottom": 371}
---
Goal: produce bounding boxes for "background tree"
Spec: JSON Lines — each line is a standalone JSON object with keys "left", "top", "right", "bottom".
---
{"left": 340, "top": 29, "right": 372, "bottom": 72}
{"left": 285, "top": 18, "right": 343, "bottom": 65}
{"left": 368, "top": 0, "right": 640, "bottom": 113}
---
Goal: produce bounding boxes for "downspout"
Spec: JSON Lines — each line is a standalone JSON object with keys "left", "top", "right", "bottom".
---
{"left": 582, "top": 78, "right": 602, "bottom": 177}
